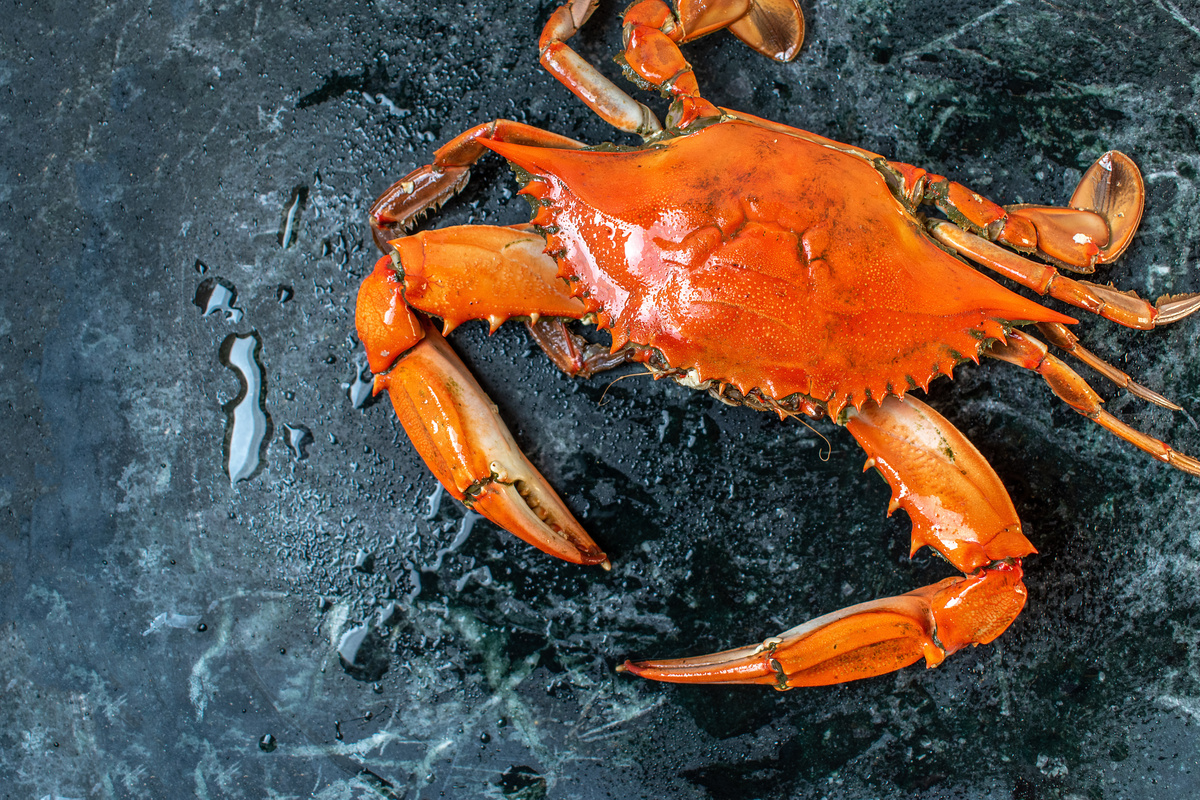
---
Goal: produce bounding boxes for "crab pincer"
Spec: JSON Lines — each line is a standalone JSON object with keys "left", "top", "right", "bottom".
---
{"left": 357, "top": 254, "right": 608, "bottom": 567}
{"left": 621, "top": 395, "right": 1032, "bottom": 687}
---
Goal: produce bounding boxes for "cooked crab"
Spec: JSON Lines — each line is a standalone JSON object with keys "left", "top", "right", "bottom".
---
{"left": 354, "top": 0, "right": 1200, "bottom": 689}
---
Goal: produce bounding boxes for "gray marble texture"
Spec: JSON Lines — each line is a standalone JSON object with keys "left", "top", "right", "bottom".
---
{"left": 2, "top": 0, "right": 1200, "bottom": 797}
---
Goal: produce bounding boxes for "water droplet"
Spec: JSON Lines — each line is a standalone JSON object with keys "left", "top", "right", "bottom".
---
{"left": 337, "top": 624, "right": 389, "bottom": 681}
{"left": 278, "top": 185, "right": 308, "bottom": 248}
{"left": 347, "top": 360, "right": 374, "bottom": 409}
{"left": 378, "top": 601, "right": 399, "bottom": 627}
{"left": 194, "top": 277, "right": 243, "bottom": 323}
{"left": 142, "top": 611, "right": 202, "bottom": 636}
{"left": 282, "top": 423, "right": 312, "bottom": 460}
{"left": 423, "top": 484, "right": 445, "bottom": 520}
{"left": 276, "top": 284, "right": 294, "bottom": 303}
{"left": 219, "top": 332, "right": 272, "bottom": 483}
{"left": 353, "top": 549, "right": 375, "bottom": 573}
{"left": 258, "top": 733, "right": 277, "bottom": 752}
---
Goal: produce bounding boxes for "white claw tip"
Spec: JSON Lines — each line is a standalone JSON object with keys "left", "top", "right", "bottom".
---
{"left": 600, "top": 558, "right": 612, "bottom": 571}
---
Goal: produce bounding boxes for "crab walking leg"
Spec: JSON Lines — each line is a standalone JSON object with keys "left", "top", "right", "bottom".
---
{"left": 524, "top": 316, "right": 634, "bottom": 379}
{"left": 620, "top": 0, "right": 803, "bottom": 126}
{"left": 539, "top": 0, "right": 663, "bottom": 137}
{"left": 621, "top": 395, "right": 1034, "bottom": 687}
{"left": 987, "top": 330, "right": 1200, "bottom": 476}
{"left": 369, "top": 122, "right": 586, "bottom": 248}
{"left": 928, "top": 220, "right": 1200, "bottom": 330}
{"left": 1036, "top": 322, "right": 1182, "bottom": 411}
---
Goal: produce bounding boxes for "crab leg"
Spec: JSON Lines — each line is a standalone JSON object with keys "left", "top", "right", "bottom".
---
{"left": 621, "top": 395, "right": 1033, "bottom": 687}
{"left": 987, "top": 329, "right": 1200, "bottom": 476}
{"left": 356, "top": 227, "right": 614, "bottom": 565}
{"left": 1035, "top": 322, "right": 1182, "bottom": 411}
{"left": 369, "top": 121, "right": 586, "bottom": 248}
{"left": 539, "top": 0, "right": 663, "bottom": 136}
{"left": 620, "top": 0, "right": 804, "bottom": 127}
{"left": 891, "top": 151, "right": 1146, "bottom": 272}
{"left": 928, "top": 220, "right": 1200, "bottom": 330}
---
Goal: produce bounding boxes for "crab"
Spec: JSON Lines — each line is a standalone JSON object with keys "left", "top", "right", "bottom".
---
{"left": 354, "top": 0, "right": 1200, "bottom": 690}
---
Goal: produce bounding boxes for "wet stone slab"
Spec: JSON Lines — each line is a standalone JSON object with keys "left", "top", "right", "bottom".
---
{"left": 2, "top": 0, "right": 1200, "bottom": 798}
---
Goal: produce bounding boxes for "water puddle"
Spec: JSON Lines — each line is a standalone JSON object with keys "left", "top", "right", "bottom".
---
{"left": 193, "top": 277, "right": 243, "bottom": 323}
{"left": 426, "top": 512, "right": 480, "bottom": 572}
{"left": 219, "top": 332, "right": 272, "bottom": 483}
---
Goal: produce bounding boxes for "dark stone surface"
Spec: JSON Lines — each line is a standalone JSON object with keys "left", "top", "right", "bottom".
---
{"left": 3, "top": 1, "right": 1200, "bottom": 797}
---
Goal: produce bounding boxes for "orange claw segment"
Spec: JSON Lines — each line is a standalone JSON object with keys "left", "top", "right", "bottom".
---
{"left": 356, "top": 255, "right": 425, "bottom": 374}
{"left": 621, "top": 565, "right": 1028, "bottom": 688}
{"left": 1003, "top": 205, "right": 1108, "bottom": 271}
{"left": 376, "top": 320, "right": 607, "bottom": 565}
{"left": 621, "top": 588, "right": 947, "bottom": 688}
{"left": 390, "top": 225, "right": 589, "bottom": 334}
{"left": 846, "top": 395, "right": 1034, "bottom": 574}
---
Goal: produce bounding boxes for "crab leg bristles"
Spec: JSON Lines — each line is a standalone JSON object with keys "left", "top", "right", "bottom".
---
{"left": 375, "top": 320, "right": 608, "bottom": 566}
{"left": 928, "top": 220, "right": 1200, "bottom": 331}
{"left": 987, "top": 330, "right": 1200, "bottom": 476}
{"left": 622, "top": 395, "right": 1032, "bottom": 687}
{"left": 620, "top": 564, "right": 1025, "bottom": 688}
{"left": 1036, "top": 322, "right": 1182, "bottom": 411}
{"left": 540, "top": 0, "right": 663, "bottom": 137}
{"left": 369, "top": 121, "right": 586, "bottom": 248}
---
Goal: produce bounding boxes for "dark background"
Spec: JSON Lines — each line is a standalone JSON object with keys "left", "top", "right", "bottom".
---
{"left": 4, "top": 1, "right": 1200, "bottom": 797}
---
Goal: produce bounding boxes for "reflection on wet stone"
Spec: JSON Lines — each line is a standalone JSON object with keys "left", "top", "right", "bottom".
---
{"left": 219, "top": 332, "right": 272, "bottom": 483}
{"left": 337, "top": 624, "right": 389, "bottom": 682}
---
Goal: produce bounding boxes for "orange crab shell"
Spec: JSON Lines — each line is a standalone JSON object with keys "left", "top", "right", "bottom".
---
{"left": 485, "top": 119, "right": 1074, "bottom": 415}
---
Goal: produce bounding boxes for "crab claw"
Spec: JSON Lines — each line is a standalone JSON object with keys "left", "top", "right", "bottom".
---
{"left": 620, "top": 564, "right": 1025, "bottom": 688}
{"left": 375, "top": 319, "right": 608, "bottom": 566}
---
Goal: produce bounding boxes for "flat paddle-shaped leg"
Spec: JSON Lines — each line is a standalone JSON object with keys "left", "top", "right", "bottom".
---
{"left": 621, "top": 395, "right": 1032, "bottom": 687}
{"left": 890, "top": 151, "right": 1200, "bottom": 327}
